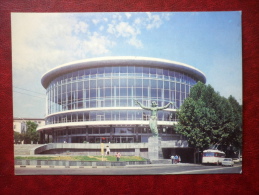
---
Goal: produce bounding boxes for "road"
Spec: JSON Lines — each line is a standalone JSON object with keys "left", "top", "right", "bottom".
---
{"left": 15, "top": 164, "right": 242, "bottom": 175}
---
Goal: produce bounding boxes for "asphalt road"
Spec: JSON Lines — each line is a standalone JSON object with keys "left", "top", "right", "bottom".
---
{"left": 15, "top": 164, "right": 242, "bottom": 175}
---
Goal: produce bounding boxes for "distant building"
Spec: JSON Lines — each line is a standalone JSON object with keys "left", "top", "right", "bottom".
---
{"left": 37, "top": 56, "right": 206, "bottom": 145}
{"left": 13, "top": 118, "right": 45, "bottom": 133}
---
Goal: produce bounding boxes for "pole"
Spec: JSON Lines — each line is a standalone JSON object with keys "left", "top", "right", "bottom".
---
{"left": 101, "top": 143, "right": 104, "bottom": 161}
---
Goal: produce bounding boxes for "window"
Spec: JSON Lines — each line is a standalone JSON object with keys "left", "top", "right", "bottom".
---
{"left": 150, "top": 68, "right": 156, "bottom": 75}
{"left": 98, "top": 68, "right": 104, "bottom": 74}
{"left": 120, "top": 88, "right": 127, "bottom": 96}
{"left": 158, "top": 80, "right": 163, "bottom": 88}
{"left": 128, "top": 79, "right": 134, "bottom": 86}
{"left": 128, "top": 66, "right": 135, "bottom": 73}
{"left": 104, "top": 79, "right": 111, "bottom": 88}
{"left": 105, "top": 88, "right": 111, "bottom": 97}
{"left": 135, "top": 66, "right": 142, "bottom": 73}
{"left": 156, "top": 68, "right": 163, "bottom": 75}
{"left": 104, "top": 67, "right": 112, "bottom": 74}
{"left": 97, "top": 79, "right": 104, "bottom": 87}
{"left": 112, "top": 79, "right": 119, "bottom": 87}
{"left": 164, "top": 90, "right": 169, "bottom": 99}
{"left": 90, "top": 68, "right": 97, "bottom": 75}
{"left": 113, "top": 66, "right": 120, "bottom": 73}
{"left": 151, "top": 89, "right": 157, "bottom": 97}
{"left": 120, "top": 78, "right": 127, "bottom": 87}
{"left": 120, "top": 66, "right": 127, "bottom": 73}
{"left": 143, "top": 88, "right": 148, "bottom": 97}
{"left": 176, "top": 83, "right": 180, "bottom": 91}
{"left": 143, "top": 67, "right": 149, "bottom": 75}
{"left": 90, "top": 89, "right": 96, "bottom": 98}
{"left": 151, "top": 80, "right": 157, "bottom": 88}
{"left": 90, "top": 80, "right": 96, "bottom": 88}
{"left": 203, "top": 152, "right": 214, "bottom": 157}
{"left": 136, "top": 79, "right": 142, "bottom": 87}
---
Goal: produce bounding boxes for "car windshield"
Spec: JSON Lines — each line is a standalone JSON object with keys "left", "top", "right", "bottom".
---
{"left": 224, "top": 159, "right": 231, "bottom": 161}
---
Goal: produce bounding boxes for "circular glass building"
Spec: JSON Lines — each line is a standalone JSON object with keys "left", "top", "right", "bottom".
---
{"left": 38, "top": 56, "right": 206, "bottom": 144}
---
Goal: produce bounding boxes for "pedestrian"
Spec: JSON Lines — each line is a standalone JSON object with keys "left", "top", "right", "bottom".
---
{"left": 170, "top": 155, "right": 175, "bottom": 164}
{"left": 175, "top": 155, "right": 178, "bottom": 164}
{"left": 178, "top": 155, "right": 181, "bottom": 163}
{"left": 116, "top": 152, "right": 121, "bottom": 162}
{"left": 106, "top": 146, "right": 110, "bottom": 156}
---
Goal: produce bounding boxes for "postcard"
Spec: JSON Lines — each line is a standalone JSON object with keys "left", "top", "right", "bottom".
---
{"left": 12, "top": 12, "right": 242, "bottom": 175}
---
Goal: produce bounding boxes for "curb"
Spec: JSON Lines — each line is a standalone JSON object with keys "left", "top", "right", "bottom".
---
{"left": 15, "top": 165, "right": 125, "bottom": 169}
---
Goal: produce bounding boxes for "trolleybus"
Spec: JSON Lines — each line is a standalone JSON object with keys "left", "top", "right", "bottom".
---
{"left": 202, "top": 149, "right": 226, "bottom": 165}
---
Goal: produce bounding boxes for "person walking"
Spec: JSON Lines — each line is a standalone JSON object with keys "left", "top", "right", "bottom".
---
{"left": 170, "top": 155, "right": 175, "bottom": 164}
{"left": 105, "top": 146, "right": 110, "bottom": 156}
{"left": 175, "top": 155, "right": 178, "bottom": 164}
{"left": 116, "top": 152, "right": 121, "bottom": 162}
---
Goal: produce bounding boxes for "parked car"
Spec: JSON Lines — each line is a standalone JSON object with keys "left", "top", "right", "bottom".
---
{"left": 222, "top": 158, "right": 234, "bottom": 167}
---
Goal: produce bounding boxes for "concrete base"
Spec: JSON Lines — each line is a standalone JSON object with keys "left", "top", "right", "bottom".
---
{"left": 151, "top": 159, "right": 172, "bottom": 164}
{"left": 148, "top": 137, "right": 163, "bottom": 161}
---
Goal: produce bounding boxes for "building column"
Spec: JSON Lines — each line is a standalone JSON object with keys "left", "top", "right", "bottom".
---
{"left": 52, "top": 129, "right": 55, "bottom": 143}
{"left": 42, "top": 130, "right": 45, "bottom": 144}
{"left": 66, "top": 127, "right": 68, "bottom": 143}
{"left": 85, "top": 126, "right": 88, "bottom": 142}
{"left": 135, "top": 126, "right": 139, "bottom": 143}
{"left": 109, "top": 125, "right": 113, "bottom": 142}
{"left": 40, "top": 131, "right": 43, "bottom": 144}
{"left": 135, "top": 148, "right": 140, "bottom": 156}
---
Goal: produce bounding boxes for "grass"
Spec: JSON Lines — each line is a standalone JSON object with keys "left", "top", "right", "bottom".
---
{"left": 15, "top": 155, "right": 147, "bottom": 162}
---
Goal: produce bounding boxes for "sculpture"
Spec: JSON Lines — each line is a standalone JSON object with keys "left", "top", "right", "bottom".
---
{"left": 135, "top": 100, "right": 173, "bottom": 137}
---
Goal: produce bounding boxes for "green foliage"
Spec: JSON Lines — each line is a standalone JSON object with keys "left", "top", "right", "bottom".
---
{"left": 23, "top": 121, "right": 39, "bottom": 144}
{"left": 14, "top": 131, "right": 22, "bottom": 144}
{"left": 175, "top": 81, "right": 242, "bottom": 150}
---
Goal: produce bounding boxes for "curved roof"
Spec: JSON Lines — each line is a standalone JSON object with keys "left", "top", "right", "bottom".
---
{"left": 41, "top": 56, "right": 206, "bottom": 88}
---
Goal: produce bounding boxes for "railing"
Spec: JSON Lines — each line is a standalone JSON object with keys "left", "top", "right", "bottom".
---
{"left": 31, "top": 141, "right": 188, "bottom": 155}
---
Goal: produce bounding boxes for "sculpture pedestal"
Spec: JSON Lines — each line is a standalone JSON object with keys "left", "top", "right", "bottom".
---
{"left": 148, "top": 137, "right": 163, "bottom": 161}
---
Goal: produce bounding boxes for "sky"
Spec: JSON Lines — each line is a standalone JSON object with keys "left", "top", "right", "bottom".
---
{"left": 12, "top": 12, "right": 242, "bottom": 118}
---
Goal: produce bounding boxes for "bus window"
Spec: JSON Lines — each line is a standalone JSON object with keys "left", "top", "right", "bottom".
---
{"left": 203, "top": 152, "right": 214, "bottom": 157}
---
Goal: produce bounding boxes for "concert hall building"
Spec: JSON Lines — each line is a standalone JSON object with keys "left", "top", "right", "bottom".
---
{"left": 37, "top": 56, "right": 206, "bottom": 145}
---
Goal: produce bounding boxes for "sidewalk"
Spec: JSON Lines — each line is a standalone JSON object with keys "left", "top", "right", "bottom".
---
{"left": 126, "top": 163, "right": 202, "bottom": 168}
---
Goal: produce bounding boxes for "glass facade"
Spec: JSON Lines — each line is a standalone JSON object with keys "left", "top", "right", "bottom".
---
{"left": 46, "top": 65, "right": 197, "bottom": 124}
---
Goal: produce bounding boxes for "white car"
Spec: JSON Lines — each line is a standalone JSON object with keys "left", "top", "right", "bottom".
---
{"left": 222, "top": 158, "right": 234, "bottom": 167}
{"left": 232, "top": 158, "right": 240, "bottom": 163}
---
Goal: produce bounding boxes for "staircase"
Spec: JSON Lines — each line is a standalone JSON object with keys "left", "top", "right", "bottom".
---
{"left": 14, "top": 144, "right": 44, "bottom": 155}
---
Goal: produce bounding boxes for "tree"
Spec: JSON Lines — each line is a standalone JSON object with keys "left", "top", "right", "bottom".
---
{"left": 23, "top": 121, "right": 39, "bottom": 144}
{"left": 175, "top": 81, "right": 242, "bottom": 152}
{"left": 14, "top": 131, "right": 22, "bottom": 144}
{"left": 227, "top": 95, "right": 242, "bottom": 149}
